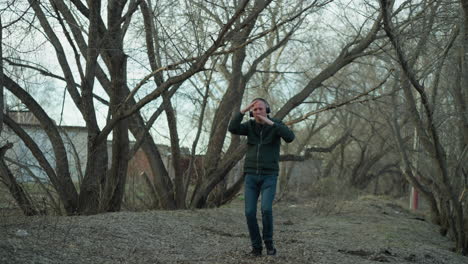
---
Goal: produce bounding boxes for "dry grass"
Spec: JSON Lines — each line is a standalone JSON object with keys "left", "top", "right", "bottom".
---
{"left": 1, "top": 195, "right": 466, "bottom": 264}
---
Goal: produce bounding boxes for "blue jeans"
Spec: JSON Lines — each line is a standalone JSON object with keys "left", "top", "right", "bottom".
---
{"left": 244, "top": 173, "right": 278, "bottom": 249}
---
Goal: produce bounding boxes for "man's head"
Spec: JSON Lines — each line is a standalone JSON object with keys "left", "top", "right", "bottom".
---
{"left": 249, "top": 98, "right": 271, "bottom": 122}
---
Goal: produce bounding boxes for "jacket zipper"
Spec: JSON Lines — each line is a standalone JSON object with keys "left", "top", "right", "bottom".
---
{"left": 256, "top": 126, "right": 263, "bottom": 174}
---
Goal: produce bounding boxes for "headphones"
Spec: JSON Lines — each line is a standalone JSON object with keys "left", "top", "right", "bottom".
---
{"left": 249, "top": 98, "right": 271, "bottom": 117}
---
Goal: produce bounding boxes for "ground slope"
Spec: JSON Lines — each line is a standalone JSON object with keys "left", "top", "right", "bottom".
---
{"left": 1, "top": 196, "right": 466, "bottom": 264}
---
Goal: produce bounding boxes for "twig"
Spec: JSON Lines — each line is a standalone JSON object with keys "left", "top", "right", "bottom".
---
{"left": 285, "top": 69, "right": 394, "bottom": 126}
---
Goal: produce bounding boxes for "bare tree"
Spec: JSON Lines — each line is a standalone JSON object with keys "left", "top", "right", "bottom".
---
{"left": 380, "top": 0, "right": 467, "bottom": 254}
{"left": 1, "top": 0, "right": 271, "bottom": 214}
{"left": 188, "top": 1, "right": 384, "bottom": 208}
{"left": 2, "top": 0, "right": 442, "bottom": 221}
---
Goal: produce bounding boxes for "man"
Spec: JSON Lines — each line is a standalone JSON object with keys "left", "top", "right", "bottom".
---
{"left": 228, "top": 98, "right": 295, "bottom": 257}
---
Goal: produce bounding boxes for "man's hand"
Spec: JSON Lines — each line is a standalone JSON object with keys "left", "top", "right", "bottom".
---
{"left": 240, "top": 101, "right": 256, "bottom": 114}
{"left": 256, "top": 115, "right": 274, "bottom": 126}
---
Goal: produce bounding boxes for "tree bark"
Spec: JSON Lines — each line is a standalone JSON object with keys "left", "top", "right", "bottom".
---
{"left": 101, "top": 0, "right": 130, "bottom": 212}
{"left": 0, "top": 16, "right": 3, "bottom": 133}
{"left": 76, "top": 0, "right": 110, "bottom": 215}
{"left": 457, "top": 0, "right": 468, "bottom": 152}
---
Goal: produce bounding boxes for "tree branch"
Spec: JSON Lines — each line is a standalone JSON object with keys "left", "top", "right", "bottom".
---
{"left": 285, "top": 69, "right": 393, "bottom": 126}
{"left": 279, "top": 130, "right": 351, "bottom": 161}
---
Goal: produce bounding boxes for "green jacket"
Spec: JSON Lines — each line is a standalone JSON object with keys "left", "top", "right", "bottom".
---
{"left": 228, "top": 112, "right": 295, "bottom": 175}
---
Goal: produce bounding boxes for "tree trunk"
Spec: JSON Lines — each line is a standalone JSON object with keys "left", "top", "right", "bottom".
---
{"left": 0, "top": 16, "right": 3, "bottom": 133}
{"left": 459, "top": 0, "right": 468, "bottom": 253}
{"left": 200, "top": 0, "right": 269, "bottom": 189}
{"left": 76, "top": 0, "right": 112, "bottom": 215}
{"left": 100, "top": 0, "right": 130, "bottom": 212}
{"left": 0, "top": 143, "right": 38, "bottom": 216}
{"left": 461, "top": 0, "right": 468, "bottom": 123}
{"left": 131, "top": 123, "right": 176, "bottom": 209}
{"left": 3, "top": 76, "right": 79, "bottom": 215}
{"left": 78, "top": 140, "right": 108, "bottom": 214}
{"left": 140, "top": 1, "right": 181, "bottom": 208}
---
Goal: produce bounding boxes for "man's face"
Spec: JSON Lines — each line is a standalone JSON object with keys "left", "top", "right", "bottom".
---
{"left": 251, "top": 100, "right": 267, "bottom": 121}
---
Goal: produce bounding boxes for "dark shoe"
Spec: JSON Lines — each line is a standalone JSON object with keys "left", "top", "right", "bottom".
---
{"left": 266, "top": 248, "right": 277, "bottom": 256}
{"left": 247, "top": 247, "right": 262, "bottom": 257}
{"left": 265, "top": 241, "right": 277, "bottom": 256}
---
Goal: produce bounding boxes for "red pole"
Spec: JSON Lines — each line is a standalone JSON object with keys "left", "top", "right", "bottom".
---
{"left": 410, "top": 186, "right": 419, "bottom": 210}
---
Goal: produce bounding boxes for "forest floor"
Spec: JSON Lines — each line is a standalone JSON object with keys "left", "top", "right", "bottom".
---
{"left": 1, "top": 195, "right": 467, "bottom": 264}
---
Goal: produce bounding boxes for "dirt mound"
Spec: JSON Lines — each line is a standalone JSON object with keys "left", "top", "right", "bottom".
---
{"left": 1, "top": 196, "right": 466, "bottom": 264}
